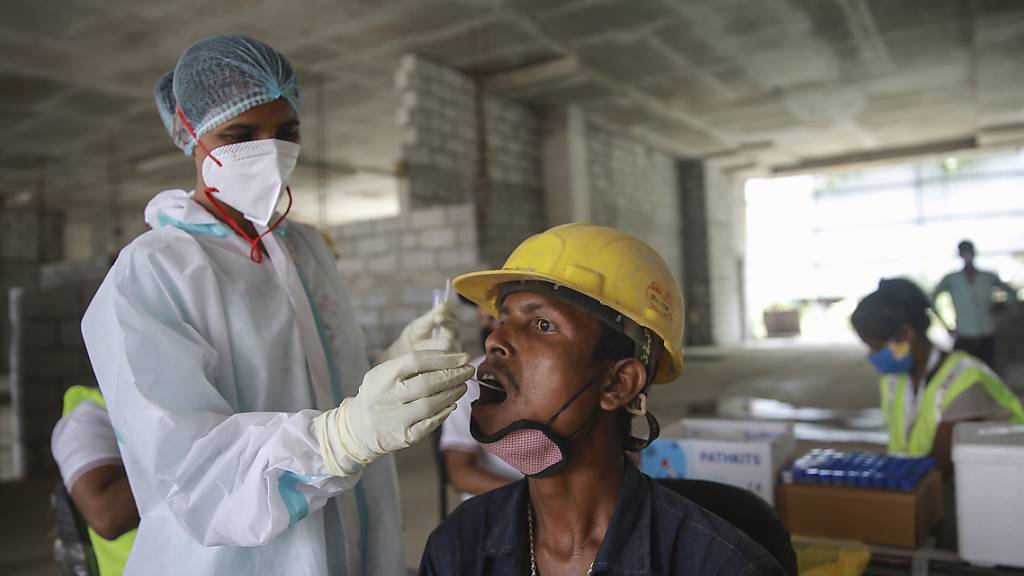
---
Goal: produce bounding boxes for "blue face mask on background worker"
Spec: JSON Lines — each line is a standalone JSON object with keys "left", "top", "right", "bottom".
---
{"left": 869, "top": 341, "right": 914, "bottom": 374}
{"left": 82, "top": 34, "right": 471, "bottom": 576}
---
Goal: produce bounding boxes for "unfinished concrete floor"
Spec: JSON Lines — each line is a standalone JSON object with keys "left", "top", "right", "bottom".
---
{"left": 0, "top": 342, "right": 886, "bottom": 574}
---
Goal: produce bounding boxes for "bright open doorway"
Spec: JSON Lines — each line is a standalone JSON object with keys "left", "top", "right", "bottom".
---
{"left": 745, "top": 150, "right": 1024, "bottom": 344}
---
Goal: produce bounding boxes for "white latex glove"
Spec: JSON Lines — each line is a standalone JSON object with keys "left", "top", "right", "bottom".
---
{"left": 316, "top": 350, "right": 472, "bottom": 476}
{"left": 382, "top": 302, "right": 460, "bottom": 360}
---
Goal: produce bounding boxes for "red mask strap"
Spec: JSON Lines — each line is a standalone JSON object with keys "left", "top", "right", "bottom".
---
{"left": 203, "top": 186, "right": 293, "bottom": 264}
{"left": 259, "top": 185, "right": 294, "bottom": 247}
{"left": 176, "top": 105, "right": 221, "bottom": 167}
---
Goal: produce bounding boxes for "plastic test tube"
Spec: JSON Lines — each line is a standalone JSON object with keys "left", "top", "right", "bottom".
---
{"left": 432, "top": 278, "right": 453, "bottom": 341}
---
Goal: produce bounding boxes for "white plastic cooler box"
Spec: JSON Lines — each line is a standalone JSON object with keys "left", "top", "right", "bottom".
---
{"left": 640, "top": 418, "right": 796, "bottom": 505}
{"left": 953, "top": 422, "right": 1024, "bottom": 568}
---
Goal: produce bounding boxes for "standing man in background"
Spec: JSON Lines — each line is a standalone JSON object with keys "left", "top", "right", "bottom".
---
{"left": 933, "top": 240, "right": 1018, "bottom": 368}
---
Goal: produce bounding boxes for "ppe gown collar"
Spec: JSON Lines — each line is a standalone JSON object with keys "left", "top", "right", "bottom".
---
{"left": 145, "top": 189, "right": 287, "bottom": 238}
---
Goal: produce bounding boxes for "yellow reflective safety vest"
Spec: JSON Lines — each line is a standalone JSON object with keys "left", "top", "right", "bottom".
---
{"left": 880, "top": 352, "right": 1024, "bottom": 456}
{"left": 62, "top": 386, "right": 137, "bottom": 576}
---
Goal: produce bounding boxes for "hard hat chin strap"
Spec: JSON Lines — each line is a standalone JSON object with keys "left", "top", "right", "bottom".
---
{"left": 625, "top": 392, "right": 647, "bottom": 417}
{"left": 624, "top": 393, "right": 660, "bottom": 452}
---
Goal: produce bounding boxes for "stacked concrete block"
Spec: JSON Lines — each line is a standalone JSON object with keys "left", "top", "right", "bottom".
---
{"left": 585, "top": 121, "right": 684, "bottom": 287}
{"left": 389, "top": 53, "right": 545, "bottom": 357}
{"left": 0, "top": 208, "right": 63, "bottom": 265}
{"left": 484, "top": 98, "right": 543, "bottom": 189}
{"left": 329, "top": 202, "right": 488, "bottom": 357}
{"left": 0, "top": 262, "right": 37, "bottom": 376}
{"left": 0, "top": 208, "right": 64, "bottom": 374}
{"left": 480, "top": 97, "right": 546, "bottom": 265}
{"left": 2, "top": 210, "right": 42, "bottom": 262}
{"left": 9, "top": 277, "right": 102, "bottom": 476}
{"left": 396, "top": 54, "right": 546, "bottom": 266}
{"left": 396, "top": 55, "right": 479, "bottom": 207}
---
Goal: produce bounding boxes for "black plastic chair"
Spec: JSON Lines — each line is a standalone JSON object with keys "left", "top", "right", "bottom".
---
{"left": 52, "top": 482, "right": 99, "bottom": 576}
{"left": 432, "top": 427, "right": 450, "bottom": 522}
{"left": 657, "top": 478, "right": 798, "bottom": 576}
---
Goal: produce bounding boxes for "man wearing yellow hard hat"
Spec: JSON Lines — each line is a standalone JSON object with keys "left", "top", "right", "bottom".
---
{"left": 420, "top": 224, "right": 784, "bottom": 575}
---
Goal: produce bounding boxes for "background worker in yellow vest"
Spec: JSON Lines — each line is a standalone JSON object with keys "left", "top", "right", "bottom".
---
{"left": 851, "top": 278, "right": 1024, "bottom": 475}
{"left": 51, "top": 386, "right": 137, "bottom": 575}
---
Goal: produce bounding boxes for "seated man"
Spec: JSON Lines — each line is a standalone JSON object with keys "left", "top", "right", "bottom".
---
{"left": 421, "top": 224, "right": 783, "bottom": 575}
{"left": 51, "top": 385, "right": 138, "bottom": 576}
{"left": 440, "top": 298, "right": 522, "bottom": 498}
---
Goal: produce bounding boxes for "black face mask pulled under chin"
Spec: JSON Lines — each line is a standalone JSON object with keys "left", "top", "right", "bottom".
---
{"left": 470, "top": 374, "right": 602, "bottom": 478}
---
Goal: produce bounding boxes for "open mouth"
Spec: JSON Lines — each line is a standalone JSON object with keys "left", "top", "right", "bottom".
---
{"left": 474, "top": 368, "right": 509, "bottom": 405}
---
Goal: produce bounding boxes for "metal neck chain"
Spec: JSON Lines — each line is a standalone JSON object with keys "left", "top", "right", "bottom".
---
{"left": 527, "top": 501, "right": 594, "bottom": 576}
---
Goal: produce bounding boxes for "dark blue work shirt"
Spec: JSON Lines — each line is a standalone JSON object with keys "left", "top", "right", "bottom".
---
{"left": 420, "top": 462, "right": 785, "bottom": 575}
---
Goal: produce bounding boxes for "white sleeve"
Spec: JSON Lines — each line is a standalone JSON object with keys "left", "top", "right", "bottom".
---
{"left": 439, "top": 380, "right": 482, "bottom": 453}
{"left": 439, "top": 357, "right": 484, "bottom": 454}
{"left": 51, "top": 400, "right": 123, "bottom": 489}
{"left": 83, "top": 241, "right": 360, "bottom": 548}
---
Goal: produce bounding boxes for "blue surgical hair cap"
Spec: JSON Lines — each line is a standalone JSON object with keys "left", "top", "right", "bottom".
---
{"left": 154, "top": 34, "right": 303, "bottom": 155}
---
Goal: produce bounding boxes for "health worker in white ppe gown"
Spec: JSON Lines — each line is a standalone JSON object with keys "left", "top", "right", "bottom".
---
{"left": 82, "top": 34, "right": 472, "bottom": 576}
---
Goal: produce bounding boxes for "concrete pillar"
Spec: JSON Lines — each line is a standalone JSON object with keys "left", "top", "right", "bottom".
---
{"left": 704, "top": 160, "right": 749, "bottom": 345}
{"left": 677, "top": 160, "right": 713, "bottom": 346}
{"left": 674, "top": 158, "right": 751, "bottom": 346}
{"left": 543, "top": 105, "right": 590, "bottom": 227}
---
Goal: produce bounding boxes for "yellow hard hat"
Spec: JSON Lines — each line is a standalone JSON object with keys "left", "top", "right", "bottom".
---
{"left": 453, "top": 223, "right": 684, "bottom": 383}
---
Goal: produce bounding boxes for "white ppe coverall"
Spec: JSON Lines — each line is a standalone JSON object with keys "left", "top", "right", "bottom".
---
{"left": 82, "top": 189, "right": 402, "bottom": 575}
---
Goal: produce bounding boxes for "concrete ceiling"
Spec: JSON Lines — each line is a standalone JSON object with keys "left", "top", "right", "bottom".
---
{"left": 2, "top": 0, "right": 1023, "bottom": 209}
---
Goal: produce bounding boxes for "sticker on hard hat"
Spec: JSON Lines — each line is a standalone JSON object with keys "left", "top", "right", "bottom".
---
{"left": 645, "top": 282, "right": 673, "bottom": 317}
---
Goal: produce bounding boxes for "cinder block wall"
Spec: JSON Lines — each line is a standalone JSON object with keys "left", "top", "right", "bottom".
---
{"left": 9, "top": 276, "right": 103, "bottom": 476}
{"left": 329, "top": 55, "right": 546, "bottom": 356}
{"left": 397, "top": 56, "right": 478, "bottom": 208}
{"left": 479, "top": 97, "right": 545, "bottom": 265}
{"left": 0, "top": 208, "right": 64, "bottom": 374}
{"left": 585, "top": 120, "right": 684, "bottom": 291}
{"left": 0, "top": 262, "right": 37, "bottom": 376}
{"left": 330, "top": 203, "right": 488, "bottom": 357}
{"left": 396, "top": 55, "right": 545, "bottom": 265}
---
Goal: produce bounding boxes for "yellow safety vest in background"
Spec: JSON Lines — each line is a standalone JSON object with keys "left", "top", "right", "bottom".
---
{"left": 62, "top": 386, "right": 137, "bottom": 576}
{"left": 880, "top": 352, "right": 1024, "bottom": 456}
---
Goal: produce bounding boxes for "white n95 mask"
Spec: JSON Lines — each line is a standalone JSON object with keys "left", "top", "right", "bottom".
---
{"left": 201, "top": 138, "right": 300, "bottom": 226}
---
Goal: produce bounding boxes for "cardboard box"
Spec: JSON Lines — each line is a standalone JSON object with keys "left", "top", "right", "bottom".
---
{"left": 776, "top": 470, "right": 943, "bottom": 548}
{"left": 641, "top": 418, "right": 796, "bottom": 504}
